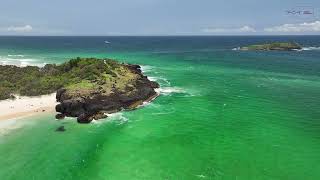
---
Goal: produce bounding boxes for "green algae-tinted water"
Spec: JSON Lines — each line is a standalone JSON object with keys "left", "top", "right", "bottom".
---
{"left": 0, "top": 36, "right": 320, "bottom": 179}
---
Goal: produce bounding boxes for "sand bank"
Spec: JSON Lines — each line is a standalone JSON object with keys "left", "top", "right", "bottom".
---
{"left": 0, "top": 94, "right": 57, "bottom": 121}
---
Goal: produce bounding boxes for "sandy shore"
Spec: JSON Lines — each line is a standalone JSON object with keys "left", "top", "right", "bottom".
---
{"left": 0, "top": 94, "right": 57, "bottom": 121}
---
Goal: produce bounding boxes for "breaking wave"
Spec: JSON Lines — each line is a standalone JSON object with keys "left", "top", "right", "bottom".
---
{"left": 233, "top": 46, "right": 320, "bottom": 51}
{"left": 91, "top": 112, "right": 129, "bottom": 126}
{"left": 300, "top": 47, "right": 320, "bottom": 51}
{"left": 148, "top": 76, "right": 171, "bottom": 86}
{"left": 140, "top": 65, "right": 154, "bottom": 73}
{"left": 0, "top": 55, "right": 46, "bottom": 67}
{"left": 142, "top": 65, "right": 198, "bottom": 97}
{"left": 156, "top": 87, "right": 188, "bottom": 96}
{"left": 107, "top": 112, "right": 129, "bottom": 125}
{"left": 7, "top": 54, "right": 25, "bottom": 57}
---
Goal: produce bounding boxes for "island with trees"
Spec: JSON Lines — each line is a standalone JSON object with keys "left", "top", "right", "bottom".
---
{"left": 240, "top": 42, "right": 302, "bottom": 51}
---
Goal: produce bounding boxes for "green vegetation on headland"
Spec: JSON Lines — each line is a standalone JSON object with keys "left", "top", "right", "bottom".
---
{"left": 0, "top": 58, "right": 159, "bottom": 123}
{"left": 0, "top": 57, "right": 119, "bottom": 100}
{"left": 240, "top": 42, "right": 302, "bottom": 51}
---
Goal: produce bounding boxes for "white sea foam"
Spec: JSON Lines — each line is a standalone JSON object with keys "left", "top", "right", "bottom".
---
{"left": 91, "top": 112, "right": 129, "bottom": 126}
{"left": 0, "top": 56, "right": 45, "bottom": 67}
{"left": 0, "top": 119, "right": 22, "bottom": 136}
{"left": 151, "top": 111, "right": 175, "bottom": 115}
{"left": 301, "top": 47, "right": 320, "bottom": 51}
{"left": 0, "top": 117, "right": 35, "bottom": 136}
{"left": 7, "top": 54, "right": 25, "bottom": 57}
{"left": 140, "top": 65, "right": 154, "bottom": 73}
{"left": 148, "top": 76, "right": 171, "bottom": 86}
{"left": 156, "top": 87, "right": 186, "bottom": 95}
{"left": 233, "top": 46, "right": 320, "bottom": 51}
{"left": 107, "top": 112, "right": 129, "bottom": 123}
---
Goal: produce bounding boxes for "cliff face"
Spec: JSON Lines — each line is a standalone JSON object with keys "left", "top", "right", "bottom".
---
{"left": 55, "top": 61, "right": 159, "bottom": 123}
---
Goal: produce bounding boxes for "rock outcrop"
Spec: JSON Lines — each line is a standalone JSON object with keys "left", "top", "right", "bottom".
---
{"left": 240, "top": 42, "right": 302, "bottom": 51}
{"left": 55, "top": 61, "right": 159, "bottom": 123}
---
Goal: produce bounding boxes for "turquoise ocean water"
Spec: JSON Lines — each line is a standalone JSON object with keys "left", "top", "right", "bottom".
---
{"left": 0, "top": 36, "right": 320, "bottom": 180}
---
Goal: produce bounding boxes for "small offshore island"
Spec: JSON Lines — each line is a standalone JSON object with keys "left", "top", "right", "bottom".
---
{"left": 0, "top": 58, "right": 159, "bottom": 123}
{"left": 240, "top": 42, "right": 302, "bottom": 51}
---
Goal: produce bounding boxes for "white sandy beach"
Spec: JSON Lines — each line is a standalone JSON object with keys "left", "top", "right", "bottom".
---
{"left": 0, "top": 93, "right": 57, "bottom": 121}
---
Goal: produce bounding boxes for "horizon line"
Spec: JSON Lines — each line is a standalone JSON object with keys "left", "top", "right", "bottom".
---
{"left": 0, "top": 34, "right": 320, "bottom": 37}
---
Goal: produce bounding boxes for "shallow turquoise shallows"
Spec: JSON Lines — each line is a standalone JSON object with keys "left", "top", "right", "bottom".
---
{"left": 0, "top": 36, "right": 320, "bottom": 180}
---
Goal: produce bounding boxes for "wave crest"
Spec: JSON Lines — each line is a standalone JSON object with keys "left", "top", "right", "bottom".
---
{"left": 8, "top": 54, "right": 25, "bottom": 57}
{"left": 0, "top": 56, "right": 45, "bottom": 67}
{"left": 301, "top": 47, "right": 320, "bottom": 51}
{"left": 156, "top": 87, "right": 186, "bottom": 96}
{"left": 140, "top": 65, "right": 154, "bottom": 73}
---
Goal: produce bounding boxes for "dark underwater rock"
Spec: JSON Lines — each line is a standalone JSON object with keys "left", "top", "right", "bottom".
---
{"left": 55, "top": 114, "right": 65, "bottom": 120}
{"left": 55, "top": 126, "right": 66, "bottom": 132}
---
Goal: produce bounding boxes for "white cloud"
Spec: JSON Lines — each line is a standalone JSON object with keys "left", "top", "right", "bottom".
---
{"left": 202, "top": 25, "right": 256, "bottom": 33}
{"left": 7, "top": 25, "right": 33, "bottom": 32}
{"left": 264, "top": 21, "right": 320, "bottom": 33}
{"left": 238, "top": 26, "right": 256, "bottom": 32}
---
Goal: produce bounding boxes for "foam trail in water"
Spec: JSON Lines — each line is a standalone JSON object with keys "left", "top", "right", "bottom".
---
{"left": 148, "top": 76, "right": 171, "bottom": 86}
{"left": 140, "top": 65, "right": 154, "bottom": 73}
{"left": 107, "top": 112, "right": 128, "bottom": 123}
{"left": 292, "top": 47, "right": 320, "bottom": 51}
{"left": 0, "top": 118, "right": 33, "bottom": 136}
{"left": 141, "top": 65, "right": 197, "bottom": 97}
{"left": 156, "top": 87, "right": 186, "bottom": 95}
{"left": 8, "top": 54, "right": 25, "bottom": 57}
{"left": 302, "top": 47, "right": 320, "bottom": 51}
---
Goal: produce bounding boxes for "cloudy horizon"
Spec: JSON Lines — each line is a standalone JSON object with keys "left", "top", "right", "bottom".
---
{"left": 0, "top": 0, "right": 320, "bottom": 36}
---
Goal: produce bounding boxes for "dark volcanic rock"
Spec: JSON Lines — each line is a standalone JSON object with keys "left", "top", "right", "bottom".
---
{"left": 77, "top": 113, "right": 93, "bottom": 124}
{"left": 55, "top": 113, "right": 65, "bottom": 120}
{"left": 55, "top": 61, "right": 159, "bottom": 123}
{"left": 149, "top": 81, "right": 160, "bottom": 89}
{"left": 93, "top": 112, "right": 108, "bottom": 120}
{"left": 56, "top": 88, "right": 67, "bottom": 101}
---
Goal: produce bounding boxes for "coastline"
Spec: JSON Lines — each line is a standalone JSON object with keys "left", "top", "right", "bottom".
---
{"left": 0, "top": 94, "right": 57, "bottom": 121}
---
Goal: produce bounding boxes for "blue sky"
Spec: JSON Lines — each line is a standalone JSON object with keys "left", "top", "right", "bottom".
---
{"left": 0, "top": 0, "right": 320, "bottom": 35}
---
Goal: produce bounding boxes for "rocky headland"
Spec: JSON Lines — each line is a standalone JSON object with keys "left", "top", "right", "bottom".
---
{"left": 0, "top": 58, "right": 159, "bottom": 123}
